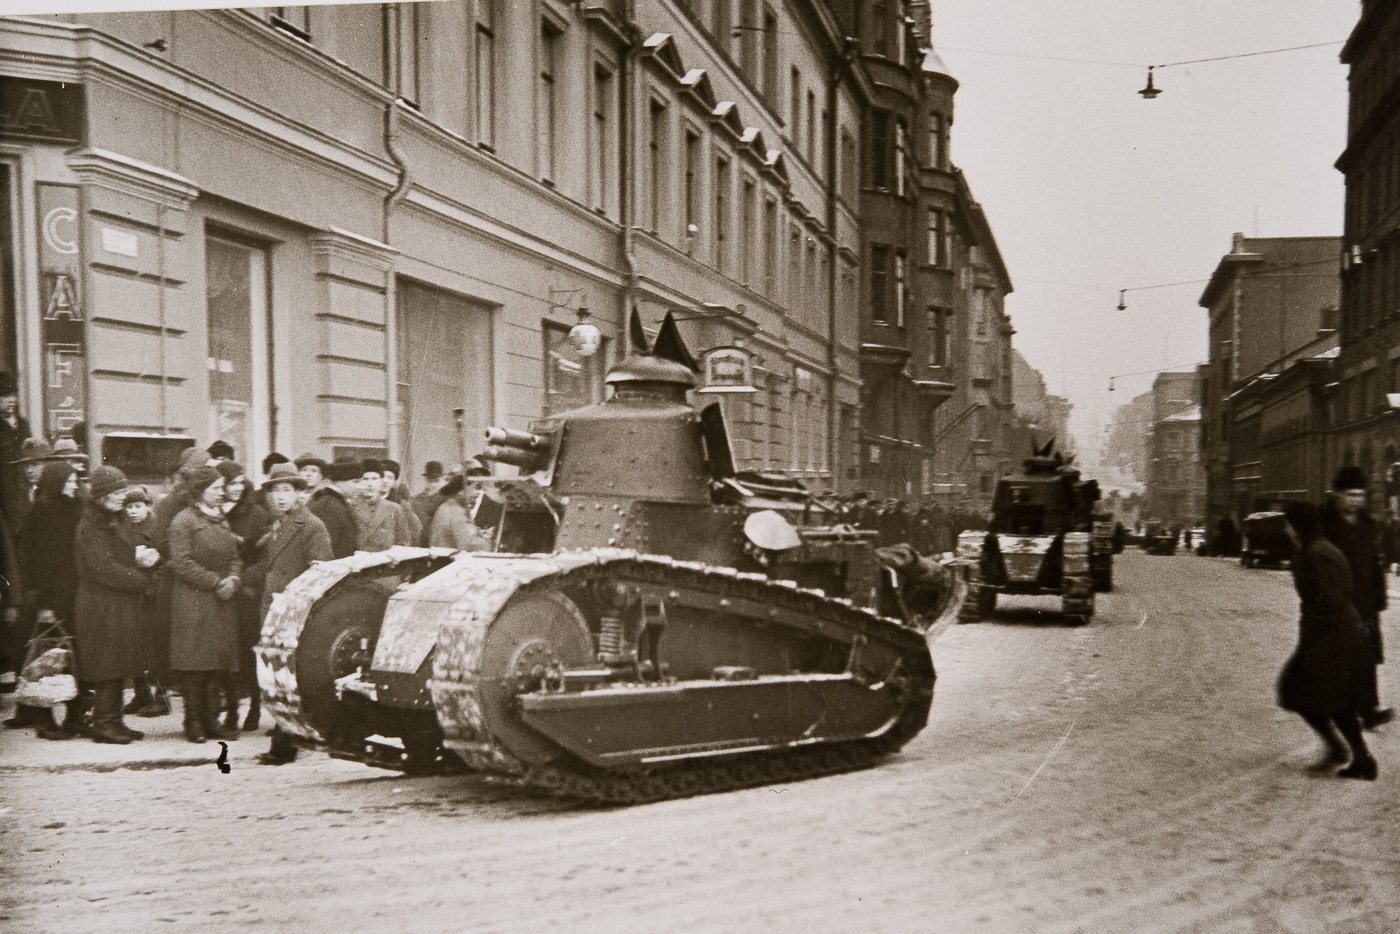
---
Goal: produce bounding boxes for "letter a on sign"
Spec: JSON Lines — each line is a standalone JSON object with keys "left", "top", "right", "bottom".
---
{"left": 44, "top": 273, "right": 82, "bottom": 321}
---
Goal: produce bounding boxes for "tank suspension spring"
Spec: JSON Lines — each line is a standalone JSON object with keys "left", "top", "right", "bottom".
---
{"left": 598, "top": 615, "right": 627, "bottom": 662}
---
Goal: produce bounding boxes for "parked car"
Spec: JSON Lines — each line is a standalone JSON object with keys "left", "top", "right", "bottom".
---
{"left": 1241, "top": 511, "right": 1294, "bottom": 568}
{"left": 1142, "top": 520, "right": 1178, "bottom": 556}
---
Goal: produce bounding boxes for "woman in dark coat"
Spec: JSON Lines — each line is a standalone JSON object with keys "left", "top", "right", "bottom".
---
{"left": 167, "top": 466, "right": 243, "bottom": 744}
{"left": 216, "top": 461, "right": 270, "bottom": 731}
{"left": 15, "top": 461, "right": 83, "bottom": 739}
{"left": 1277, "top": 500, "right": 1379, "bottom": 779}
{"left": 73, "top": 466, "right": 158, "bottom": 745}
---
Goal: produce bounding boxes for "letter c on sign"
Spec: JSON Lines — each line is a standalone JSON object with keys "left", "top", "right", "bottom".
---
{"left": 43, "top": 207, "right": 78, "bottom": 255}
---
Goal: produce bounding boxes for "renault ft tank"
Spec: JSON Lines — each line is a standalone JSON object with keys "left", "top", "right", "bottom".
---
{"left": 257, "top": 312, "right": 940, "bottom": 803}
{"left": 956, "top": 443, "right": 1106, "bottom": 624}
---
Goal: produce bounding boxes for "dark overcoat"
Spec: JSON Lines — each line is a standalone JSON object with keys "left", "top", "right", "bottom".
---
{"left": 308, "top": 486, "right": 357, "bottom": 558}
{"left": 72, "top": 504, "right": 155, "bottom": 681}
{"left": 167, "top": 505, "right": 243, "bottom": 672}
{"left": 248, "top": 504, "right": 333, "bottom": 618}
{"left": 1278, "top": 535, "right": 1379, "bottom": 714}
{"left": 1321, "top": 504, "right": 1387, "bottom": 662}
{"left": 226, "top": 495, "right": 271, "bottom": 650}
{"left": 17, "top": 488, "right": 82, "bottom": 623}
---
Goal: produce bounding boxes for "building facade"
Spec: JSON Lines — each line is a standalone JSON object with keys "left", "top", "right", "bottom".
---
{"left": 1336, "top": 0, "right": 1400, "bottom": 505}
{"left": 0, "top": 1, "right": 1013, "bottom": 498}
{"left": 1198, "top": 234, "right": 1341, "bottom": 533}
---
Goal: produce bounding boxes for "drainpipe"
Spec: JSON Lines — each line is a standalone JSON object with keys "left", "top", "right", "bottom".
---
{"left": 383, "top": 95, "right": 412, "bottom": 460}
{"left": 619, "top": 2, "right": 643, "bottom": 355}
{"left": 826, "top": 38, "right": 857, "bottom": 489}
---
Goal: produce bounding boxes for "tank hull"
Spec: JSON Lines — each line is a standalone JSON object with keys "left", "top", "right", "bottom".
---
{"left": 257, "top": 548, "right": 935, "bottom": 802}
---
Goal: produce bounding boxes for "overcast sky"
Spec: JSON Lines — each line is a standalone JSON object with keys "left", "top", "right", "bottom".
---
{"left": 933, "top": 1, "right": 1360, "bottom": 460}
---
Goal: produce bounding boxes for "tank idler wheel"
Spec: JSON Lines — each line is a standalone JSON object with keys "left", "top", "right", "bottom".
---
{"left": 474, "top": 590, "right": 597, "bottom": 766}
{"left": 295, "top": 584, "right": 393, "bottom": 744}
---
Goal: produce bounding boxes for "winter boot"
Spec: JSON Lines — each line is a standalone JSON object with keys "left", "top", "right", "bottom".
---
{"left": 123, "top": 676, "right": 154, "bottom": 715}
{"left": 202, "top": 675, "right": 238, "bottom": 741}
{"left": 33, "top": 705, "right": 71, "bottom": 740}
{"left": 181, "top": 671, "right": 207, "bottom": 743}
{"left": 89, "top": 681, "right": 133, "bottom": 745}
{"left": 62, "top": 685, "right": 93, "bottom": 737}
{"left": 242, "top": 690, "right": 261, "bottom": 732}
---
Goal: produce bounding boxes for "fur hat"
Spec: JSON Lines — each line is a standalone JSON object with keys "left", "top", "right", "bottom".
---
{"left": 381, "top": 459, "right": 402, "bottom": 479}
{"left": 178, "top": 445, "right": 210, "bottom": 477}
{"left": 207, "top": 439, "right": 235, "bottom": 461}
{"left": 1332, "top": 465, "right": 1369, "bottom": 492}
{"left": 184, "top": 465, "right": 223, "bottom": 497}
{"left": 215, "top": 460, "right": 246, "bottom": 482}
{"left": 294, "top": 451, "right": 329, "bottom": 472}
{"left": 358, "top": 458, "right": 384, "bottom": 477}
{"left": 325, "top": 458, "right": 362, "bottom": 483}
{"left": 124, "top": 485, "right": 152, "bottom": 505}
{"left": 260, "top": 462, "right": 306, "bottom": 491}
{"left": 88, "top": 465, "right": 130, "bottom": 500}
{"left": 261, "top": 452, "right": 290, "bottom": 474}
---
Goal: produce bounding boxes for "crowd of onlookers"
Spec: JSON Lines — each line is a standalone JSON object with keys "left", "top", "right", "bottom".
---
{"left": 0, "top": 386, "right": 497, "bottom": 748}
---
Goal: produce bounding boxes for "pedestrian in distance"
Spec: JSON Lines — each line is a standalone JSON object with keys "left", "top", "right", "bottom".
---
{"left": 0, "top": 370, "right": 31, "bottom": 697}
{"left": 1277, "top": 500, "right": 1379, "bottom": 780}
{"left": 411, "top": 460, "right": 449, "bottom": 545}
{"left": 243, "top": 462, "right": 333, "bottom": 765}
{"left": 166, "top": 466, "right": 243, "bottom": 744}
{"left": 72, "top": 466, "right": 160, "bottom": 745}
{"left": 1321, "top": 465, "right": 1393, "bottom": 729}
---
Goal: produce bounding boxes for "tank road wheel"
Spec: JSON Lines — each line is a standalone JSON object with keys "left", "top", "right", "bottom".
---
{"left": 295, "top": 583, "right": 394, "bottom": 747}
{"left": 474, "top": 590, "right": 596, "bottom": 766}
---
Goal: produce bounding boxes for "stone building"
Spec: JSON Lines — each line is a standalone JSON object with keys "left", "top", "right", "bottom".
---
{"left": 0, "top": 1, "right": 1012, "bottom": 498}
{"left": 1198, "top": 234, "right": 1341, "bottom": 533}
{"left": 1335, "top": 0, "right": 1400, "bottom": 503}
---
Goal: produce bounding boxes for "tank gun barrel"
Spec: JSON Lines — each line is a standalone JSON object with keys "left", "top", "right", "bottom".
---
{"left": 484, "top": 427, "right": 549, "bottom": 450}
{"left": 480, "top": 426, "right": 552, "bottom": 471}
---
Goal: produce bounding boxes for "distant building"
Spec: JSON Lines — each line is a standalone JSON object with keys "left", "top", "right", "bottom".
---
{"left": 1142, "top": 372, "right": 1203, "bottom": 526}
{"left": 1198, "top": 234, "right": 1341, "bottom": 532}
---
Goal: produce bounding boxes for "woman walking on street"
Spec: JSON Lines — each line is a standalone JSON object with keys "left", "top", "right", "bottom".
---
{"left": 1278, "top": 500, "right": 1379, "bottom": 779}
{"left": 15, "top": 460, "right": 83, "bottom": 739}
{"left": 167, "top": 466, "right": 243, "bottom": 744}
{"left": 73, "top": 466, "right": 159, "bottom": 745}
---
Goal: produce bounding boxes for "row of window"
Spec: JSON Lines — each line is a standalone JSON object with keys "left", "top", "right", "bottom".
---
{"left": 1342, "top": 236, "right": 1400, "bottom": 335}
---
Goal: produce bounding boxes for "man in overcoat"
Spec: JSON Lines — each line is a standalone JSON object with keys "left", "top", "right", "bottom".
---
{"left": 246, "top": 462, "right": 333, "bottom": 764}
{"left": 1322, "top": 465, "right": 1393, "bottom": 729}
{"left": 351, "top": 459, "right": 416, "bottom": 552}
{"left": 307, "top": 458, "right": 359, "bottom": 558}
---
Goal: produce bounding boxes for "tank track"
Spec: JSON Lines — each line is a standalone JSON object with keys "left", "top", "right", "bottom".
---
{"left": 425, "top": 550, "right": 935, "bottom": 804}
{"left": 256, "top": 546, "right": 456, "bottom": 742}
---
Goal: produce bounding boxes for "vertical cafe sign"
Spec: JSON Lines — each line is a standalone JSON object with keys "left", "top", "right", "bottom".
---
{"left": 36, "top": 183, "right": 86, "bottom": 436}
